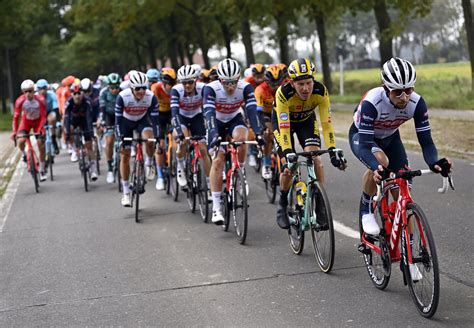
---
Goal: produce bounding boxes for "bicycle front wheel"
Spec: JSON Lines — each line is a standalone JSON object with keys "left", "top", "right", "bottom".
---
{"left": 186, "top": 156, "right": 196, "bottom": 213}
{"left": 232, "top": 169, "right": 248, "bottom": 244}
{"left": 288, "top": 185, "right": 304, "bottom": 255}
{"left": 134, "top": 161, "right": 143, "bottom": 223}
{"left": 170, "top": 148, "right": 179, "bottom": 201}
{"left": 196, "top": 159, "right": 209, "bottom": 222}
{"left": 403, "top": 203, "right": 439, "bottom": 318}
{"left": 30, "top": 151, "right": 39, "bottom": 193}
{"left": 310, "top": 182, "right": 335, "bottom": 273}
{"left": 81, "top": 152, "right": 88, "bottom": 192}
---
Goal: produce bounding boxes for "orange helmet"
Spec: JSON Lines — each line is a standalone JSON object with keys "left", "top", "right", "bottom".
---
{"left": 209, "top": 65, "right": 218, "bottom": 81}
{"left": 62, "top": 75, "right": 75, "bottom": 87}
{"left": 277, "top": 63, "right": 288, "bottom": 77}
{"left": 161, "top": 67, "right": 177, "bottom": 84}
{"left": 251, "top": 63, "right": 265, "bottom": 75}
{"left": 265, "top": 65, "right": 284, "bottom": 87}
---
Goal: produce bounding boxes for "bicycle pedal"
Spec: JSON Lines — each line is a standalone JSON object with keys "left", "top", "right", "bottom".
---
{"left": 357, "top": 243, "right": 372, "bottom": 255}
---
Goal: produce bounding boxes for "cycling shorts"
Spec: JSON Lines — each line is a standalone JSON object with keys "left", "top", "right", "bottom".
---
{"left": 179, "top": 113, "right": 206, "bottom": 138}
{"left": 121, "top": 116, "right": 153, "bottom": 148}
{"left": 18, "top": 118, "right": 44, "bottom": 136}
{"left": 70, "top": 117, "right": 93, "bottom": 141}
{"left": 157, "top": 111, "right": 171, "bottom": 140}
{"left": 216, "top": 113, "right": 247, "bottom": 139}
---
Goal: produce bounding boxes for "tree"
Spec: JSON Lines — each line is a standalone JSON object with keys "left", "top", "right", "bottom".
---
{"left": 462, "top": 0, "right": 474, "bottom": 92}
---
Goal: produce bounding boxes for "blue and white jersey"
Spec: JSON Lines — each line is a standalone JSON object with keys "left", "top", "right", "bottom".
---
{"left": 170, "top": 82, "right": 205, "bottom": 118}
{"left": 115, "top": 88, "right": 158, "bottom": 122}
{"left": 44, "top": 90, "right": 58, "bottom": 113}
{"left": 203, "top": 79, "right": 256, "bottom": 123}
{"left": 353, "top": 87, "right": 430, "bottom": 139}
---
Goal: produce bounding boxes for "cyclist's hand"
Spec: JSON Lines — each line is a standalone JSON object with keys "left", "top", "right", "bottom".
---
{"left": 285, "top": 152, "right": 297, "bottom": 164}
{"left": 429, "top": 157, "right": 452, "bottom": 177}
{"left": 373, "top": 165, "right": 384, "bottom": 184}
{"left": 174, "top": 131, "right": 185, "bottom": 142}
{"left": 10, "top": 132, "right": 16, "bottom": 141}
{"left": 329, "top": 147, "right": 347, "bottom": 171}
{"left": 256, "top": 134, "right": 265, "bottom": 147}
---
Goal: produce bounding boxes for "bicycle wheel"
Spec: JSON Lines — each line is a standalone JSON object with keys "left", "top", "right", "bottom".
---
{"left": 81, "top": 151, "right": 88, "bottom": 192}
{"left": 265, "top": 166, "right": 278, "bottom": 204}
{"left": 48, "top": 147, "right": 54, "bottom": 181}
{"left": 310, "top": 182, "right": 335, "bottom": 273}
{"left": 222, "top": 191, "right": 230, "bottom": 231}
{"left": 95, "top": 141, "right": 101, "bottom": 175}
{"left": 185, "top": 155, "right": 196, "bottom": 213}
{"left": 359, "top": 198, "right": 391, "bottom": 290}
{"left": 232, "top": 169, "right": 248, "bottom": 244}
{"left": 288, "top": 185, "right": 304, "bottom": 255}
{"left": 115, "top": 150, "right": 122, "bottom": 192}
{"left": 196, "top": 159, "right": 209, "bottom": 222}
{"left": 402, "top": 203, "right": 439, "bottom": 318}
{"left": 30, "top": 151, "right": 39, "bottom": 193}
{"left": 134, "top": 161, "right": 143, "bottom": 223}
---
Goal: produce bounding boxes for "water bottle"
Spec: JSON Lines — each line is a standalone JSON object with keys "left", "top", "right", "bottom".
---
{"left": 295, "top": 181, "right": 307, "bottom": 206}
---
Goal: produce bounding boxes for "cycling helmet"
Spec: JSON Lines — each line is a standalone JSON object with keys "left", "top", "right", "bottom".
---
{"left": 62, "top": 75, "right": 75, "bottom": 86}
{"left": 36, "top": 79, "right": 49, "bottom": 90}
{"left": 191, "top": 64, "right": 202, "bottom": 76}
{"left": 244, "top": 67, "right": 252, "bottom": 78}
{"left": 209, "top": 65, "right": 218, "bottom": 80}
{"left": 278, "top": 63, "right": 288, "bottom": 77}
{"left": 146, "top": 68, "right": 160, "bottom": 82}
{"left": 265, "top": 65, "right": 283, "bottom": 86}
{"left": 80, "top": 78, "right": 92, "bottom": 91}
{"left": 70, "top": 82, "right": 82, "bottom": 93}
{"left": 161, "top": 67, "right": 177, "bottom": 84}
{"left": 21, "top": 79, "right": 35, "bottom": 91}
{"left": 217, "top": 58, "right": 240, "bottom": 80}
{"left": 200, "top": 69, "right": 210, "bottom": 78}
{"left": 177, "top": 65, "right": 198, "bottom": 81}
{"left": 381, "top": 57, "right": 416, "bottom": 90}
{"left": 107, "top": 73, "right": 121, "bottom": 85}
{"left": 251, "top": 63, "right": 265, "bottom": 75}
{"left": 129, "top": 71, "right": 148, "bottom": 88}
{"left": 288, "top": 58, "right": 315, "bottom": 81}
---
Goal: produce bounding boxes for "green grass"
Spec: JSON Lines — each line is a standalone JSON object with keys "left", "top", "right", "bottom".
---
{"left": 0, "top": 112, "right": 13, "bottom": 131}
{"left": 330, "top": 61, "right": 473, "bottom": 109}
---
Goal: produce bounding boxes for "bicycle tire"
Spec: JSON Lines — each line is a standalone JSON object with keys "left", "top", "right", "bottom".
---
{"left": 310, "top": 182, "right": 335, "bottom": 273}
{"left": 402, "top": 203, "right": 439, "bottom": 318}
{"left": 254, "top": 153, "right": 262, "bottom": 173}
{"left": 232, "top": 169, "right": 248, "bottom": 244}
{"left": 288, "top": 184, "right": 304, "bottom": 255}
{"left": 30, "top": 150, "right": 39, "bottom": 193}
{"left": 186, "top": 155, "right": 196, "bottom": 213}
{"left": 48, "top": 149, "right": 54, "bottom": 181}
{"left": 197, "top": 159, "right": 209, "bottom": 222}
{"left": 359, "top": 197, "right": 391, "bottom": 290}
{"left": 265, "top": 167, "right": 278, "bottom": 204}
{"left": 171, "top": 148, "right": 179, "bottom": 202}
{"left": 222, "top": 191, "right": 230, "bottom": 231}
{"left": 95, "top": 141, "right": 101, "bottom": 175}
{"left": 81, "top": 151, "right": 88, "bottom": 192}
{"left": 134, "top": 161, "right": 142, "bottom": 223}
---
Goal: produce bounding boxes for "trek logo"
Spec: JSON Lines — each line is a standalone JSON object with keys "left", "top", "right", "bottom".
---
{"left": 390, "top": 202, "right": 402, "bottom": 249}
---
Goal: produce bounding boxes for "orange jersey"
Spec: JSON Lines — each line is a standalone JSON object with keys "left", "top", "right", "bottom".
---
{"left": 254, "top": 82, "right": 276, "bottom": 114}
{"left": 244, "top": 76, "right": 259, "bottom": 90}
{"left": 56, "top": 86, "right": 71, "bottom": 116}
{"left": 151, "top": 82, "right": 171, "bottom": 112}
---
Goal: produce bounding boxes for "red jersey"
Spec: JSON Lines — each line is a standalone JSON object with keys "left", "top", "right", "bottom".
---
{"left": 13, "top": 94, "right": 47, "bottom": 134}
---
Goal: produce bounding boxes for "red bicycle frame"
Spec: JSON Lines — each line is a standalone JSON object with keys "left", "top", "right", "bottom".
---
{"left": 23, "top": 136, "right": 40, "bottom": 174}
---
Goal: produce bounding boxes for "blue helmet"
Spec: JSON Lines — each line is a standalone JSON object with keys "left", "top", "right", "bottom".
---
{"left": 146, "top": 68, "right": 160, "bottom": 82}
{"left": 36, "top": 79, "right": 49, "bottom": 89}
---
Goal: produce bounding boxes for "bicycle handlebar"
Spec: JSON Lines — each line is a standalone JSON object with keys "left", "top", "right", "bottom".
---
{"left": 287, "top": 148, "right": 346, "bottom": 165}
{"left": 122, "top": 137, "right": 157, "bottom": 143}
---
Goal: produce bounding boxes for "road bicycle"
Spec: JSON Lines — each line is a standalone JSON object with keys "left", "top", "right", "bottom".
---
{"left": 358, "top": 167, "right": 454, "bottom": 318}
{"left": 123, "top": 136, "right": 156, "bottom": 223}
{"left": 44, "top": 124, "right": 56, "bottom": 181}
{"left": 73, "top": 128, "right": 93, "bottom": 192}
{"left": 92, "top": 127, "right": 102, "bottom": 176}
{"left": 286, "top": 149, "right": 346, "bottom": 273}
{"left": 217, "top": 140, "right": 258, "bottom": 244}
{"left": 179, "top": 136, "right": 210, "bottom": 222}
{"left": 264, "top": 146, "right": 280, "bottom": 204}
{"left": 15, "top": 134, "right": 41, "bottom": 193}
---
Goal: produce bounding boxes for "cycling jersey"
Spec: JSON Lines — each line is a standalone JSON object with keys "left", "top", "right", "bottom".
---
{"left": 151, "top": 82, "right": 171, "bottom": 112}
{"left": 99, "top": 87, "right": 118, "bottom": 116}
{"left": 170, "top": 82, "right": 205, "bottom": 118}
{"left": 64, "top": 97, "right": 94, "bottom": 139}
{"left": 273, "top": 81, "right": 336, "bottom": 156}
{"left": 351, "top": 87, "right": 437, "bottom": 170}
{"left": 244, "top": 76, "right": 259, "bottom": 90}
{"left": 115, "top": 88, "right": 158, "bottom": 136}
{"left": 13, "top": 94, "right": 47, "bottom": 134}
{"left": 38, "top": 90, "right": 59, "bottom": 114}
{"left": 254, "top": 81, "right": 276, "bottom": 114}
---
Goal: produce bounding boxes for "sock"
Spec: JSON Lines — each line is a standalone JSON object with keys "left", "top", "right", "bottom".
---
{"left": 107, "top": 160, "right": 113, "bottom": 172}
{"left": 90, "top": 160, "right": 96, "bottom": 172}
{"left": 280, "top": 190, "right": 289, "bottom": 207}
{"left": 263, "top": 155, "right": 271, "bottom": 166}
{"left": 239, "top": 162, "right": 245, "bottom": 169}
{"left": 40, "top": 161, "right": 46, "bottom": 173}
{"left": 122, "top": 181, "right": 130, "bottom": 194}
{"left": 156, "top": 164, "right": 163, "bottom": 178}
{"left": 177, "top": 157, "right": 185, "bottom": 170}
{"left": 145, "top": 156, "right": 152, "bottom": 166}
{"left": 360, "top": 192, "right": 372, "bottom": 216}
{"left": 212, "top": 192, "right": 221, "bottom": 211}
{"left": 206, "top": 176, "right": 210, "bottom": 189}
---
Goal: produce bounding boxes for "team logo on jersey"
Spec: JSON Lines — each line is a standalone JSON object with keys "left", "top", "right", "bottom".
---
{"left": 280, "top": 112, "right": 288, "bottom": 121}
{"left": 279, "top": 122, "right": 290, "bottom": 129}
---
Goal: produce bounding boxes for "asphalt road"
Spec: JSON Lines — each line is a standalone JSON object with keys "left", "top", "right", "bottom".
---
{"left": 1, "top": 140, "right": 473, "bottom": 327}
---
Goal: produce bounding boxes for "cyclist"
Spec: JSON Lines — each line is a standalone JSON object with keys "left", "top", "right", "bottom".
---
{"left": 151, "top": 67, "right": 177, "bottom": 190}
{"left": 81, "top": 78, "right": 101, "bottom": 125}
{"left": 12, "top": 79, "right": 48, "bottom": 181}
{"left": 199, "top": 68, "right": 211, "bottom": 83}
{"left": 273, "top": 58, "right": 346, "bottom": 229}
{"left": 64, "top": 82, "right": 99, "bottom": 180}
{"left": 349, "top": 57, "right": 452, "bottom": 236}
{"left": 36, "top": 79, "right": 60, "bottom": 154}
{"left": 171, "top": 64, "right": 211, "bottom": 189}
{"left": 208, "top": 65, "right": 219, "bottom": 82}
{"left": 116, "top": 71, "right": 158, "bottom": 206}
{"left": 99, "top": 72, "right": 122, "bottom": 183}
{"left": 254, "top": 64, "right": 286, "bottom": 179}
{"left": 203, "top": 58, "right": 264, "bottom": 225}
{"left": 56, "top": 75, "right": 75, "bottom": 150}
{"left": 146, "top": 68, "right": 160, "bottom": 88}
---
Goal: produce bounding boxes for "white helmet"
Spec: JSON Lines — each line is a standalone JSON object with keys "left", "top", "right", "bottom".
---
{"left": 191, "top": 64, "right": 202, "bottom": 76}
{"left": 244, "top": 67, "right": 252, "bottom": 78}
{"left": 80, "top": 78, "right": 92, "bottom": 91}
{"left": 129, "top": 71, "right": 148, "bottom": 88}
{"left": 381, "top": 57, "right": 416, "bottom": 90}
{"left": 177, "top": 65, "right": 198, "bottom": 81}
{"left": 21, "top": 79, "right": 35, "bottom": 91}
{"left": 217, "top": 58, "right": 241, "bottom": 80}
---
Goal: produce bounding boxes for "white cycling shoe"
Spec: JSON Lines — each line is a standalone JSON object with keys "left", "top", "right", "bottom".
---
{"left": 106, "top": 171, "right": 114, "bottom": 184}
{"left": 177, "top": 169, "right": 187, "bottom": 187}
{"left": 248, "top": 155, "right": 257, "bottom": 167}
{"left": 146, "top": 165, "right": 155, "bottom": 181}
{"left": 212, "top": 209, "right": 224, "bottom": 225}
{"left": 409, "top": 264, "right": 423, "bottom": 281}
{"left": 362, "top": 213, "right": 380, "bottom": 235}
{"left": 121, "top": 193, "right": 131, "bottom": 207}
{"left": 261, "top": 166, "right": 272, "bottom": 179}
{"left": 156, "top": 177, "right": 165, "bottom": 190}
{"left": 70, "top": 152, "right": 78, "bottom": 162}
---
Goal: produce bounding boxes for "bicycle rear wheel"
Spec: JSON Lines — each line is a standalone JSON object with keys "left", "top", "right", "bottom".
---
{"left": 170, "top": 148, "right": 179, "bottom": 201}
{"left": 232, "top": 169, "right": 248, "bottom": 244}
{"left": 196, "top": 159, "right": 209, "bottom": 222}
{"left": 288, "top": 185, "right": 304, "bottom": 255}
{"left": 30, "top": 151, "right": 39, "bottom": 193}
{"left": 134, "top": 161, "right": 143, "bottom": 223}
{"left": 265, "top": 166, "right": 278, "bottom": 204}
{"left": 48, "top": 149, "right": 54, "bottom": 181}
{"left": 80, "top": 151, "right": 88, "bottom": 192}
{"left": 310, "top": 182, "right": 335, "bottom": 273}
{"left": 359, "top": 198, "right": 391, "bottom": 290}
{"left": 402, "top": 203, "right": 439, "bottom": 318}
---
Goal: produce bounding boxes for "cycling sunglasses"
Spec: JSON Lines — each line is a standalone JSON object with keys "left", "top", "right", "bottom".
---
{"left": 221, "top": 79, "right": 238, "bottom": 86}
{"left": 134, "top": 86, "right": 147, "bottom": 91}
{"left": 73, "top": 92, "right": 82, "bottom": 96}
{"left": 391, "top": 87, "right": 414, "bottom": 98}
{"left": 181, "top": 80, "right": 195, "bottom": 85}
{"left": 23, "top": 89, "right": 34, "bottom": 94}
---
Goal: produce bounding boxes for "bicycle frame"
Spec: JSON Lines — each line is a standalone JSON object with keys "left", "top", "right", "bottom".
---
{"left": 220, "top": 141, "right": 257, "bottom": 192}
{"left": 24, "top": 137, "right": 40, "bottom": 174}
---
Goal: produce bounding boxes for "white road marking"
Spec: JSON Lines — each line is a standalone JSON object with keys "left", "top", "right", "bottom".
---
{"left": 333, "top": 220, "right": 360, "bottom": 239}
{"left": 0, "top": 157, "right": 24, "bottom": 233}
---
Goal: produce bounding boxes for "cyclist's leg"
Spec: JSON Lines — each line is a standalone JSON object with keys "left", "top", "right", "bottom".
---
{"left": 138, "top": 117, "right": 155, "bottom": 181}
{"left": 262, "top": 114, "right": 273, "bottom": 176}
{"left": 104, "top": 113, "right": 115, "bottom": 176}
{"left": 191, "top": 114, "right": 211, "bottom": 179}
{"left": 154, "top": 112, "right": 170, "bottom": 184}
{"left": 209, "top": 119, "right": 227, "bottom": 224}
{"left": 120, "top": 119, "right": 137, "bottom": 198}
{"left": 229, "top": 114, "right": 248, "bottom": 167}
{"left": 47, "top": 110, "right": 59, "bottom": 152}
{"left": 295, "top": 116, "right": 324, "bottom": 183}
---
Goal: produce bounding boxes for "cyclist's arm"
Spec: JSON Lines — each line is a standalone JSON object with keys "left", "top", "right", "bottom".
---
{"left": 37, "top": 97, "right": 47, "bottom": 133}
{"left": 274, "top": 86, "right": 293, "bottom": 157}
{"left": 170, "top": 88, "right": 183, "bottom": 135}
{"left": 203, "top": 85, "right": 217, "bottom": 134}
{"left": 243, "top": 84, "right": 263, "bottom": 135}
{"left": 64, "top": 100, "right": 73, "bottom": 136}
{"left": 114, "top": 94, "right": 125, "bottom": 137}
{"left": 12, "top": 97, "right": 23, "bottom": 134}
{"left": 147, "top": 95, "right": 159, "bottom": 137}
{"left": 413, "top": 97, "right": 438, "bottom": 166}
{"left": 98, "top": 88, "right": 107, "bottom": 120}
{"left": 317, "top": 86, "right": 336, "bottom": 149}
{"left": 85, "top": 100, "right": 94, "bottom": 133}
{"left": 357, "top": 101, "right": 381, "bottom": 171}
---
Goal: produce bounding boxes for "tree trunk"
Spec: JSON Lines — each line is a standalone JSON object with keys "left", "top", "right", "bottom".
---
{"left": 275, "top": 11, "right": 290, "bottom": 64}
{"left": 373, "top": 0, "right": 393, "bottom": 64}
{"left": 168, "top": 15, "right": 180, "bottom": 69}
{"left": 241, "top": 17, "right": 255, "bottom": 66}
{"left": 5, "top": 48, "right": 15, "bottom": 112}
{"left": 220, "top": 22, "right": 232, "bottom": 58}
{"left": 146, "top": 37, "right": 156, "bottom": 68}
{"left": 178, "top": 42, "right": 186, "bottom": 67}
{"left": 462, "top": 0, "right": 474, "bottom": 93}
{"left": 315, "top": 15, "right": 332, "bottom": 92}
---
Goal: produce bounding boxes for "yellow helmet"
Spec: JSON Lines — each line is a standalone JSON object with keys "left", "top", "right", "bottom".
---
{"left": 288, "top": 58, "right": 315, "bottom": 81}
{"left": 251, "top": 63, "right": 265, "bottom": 75}
{"left": 161, "top": 67, "right": 177, "bottom": 84}
{"left": 265, "top": 64, "right": 283, "bottom": 86}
